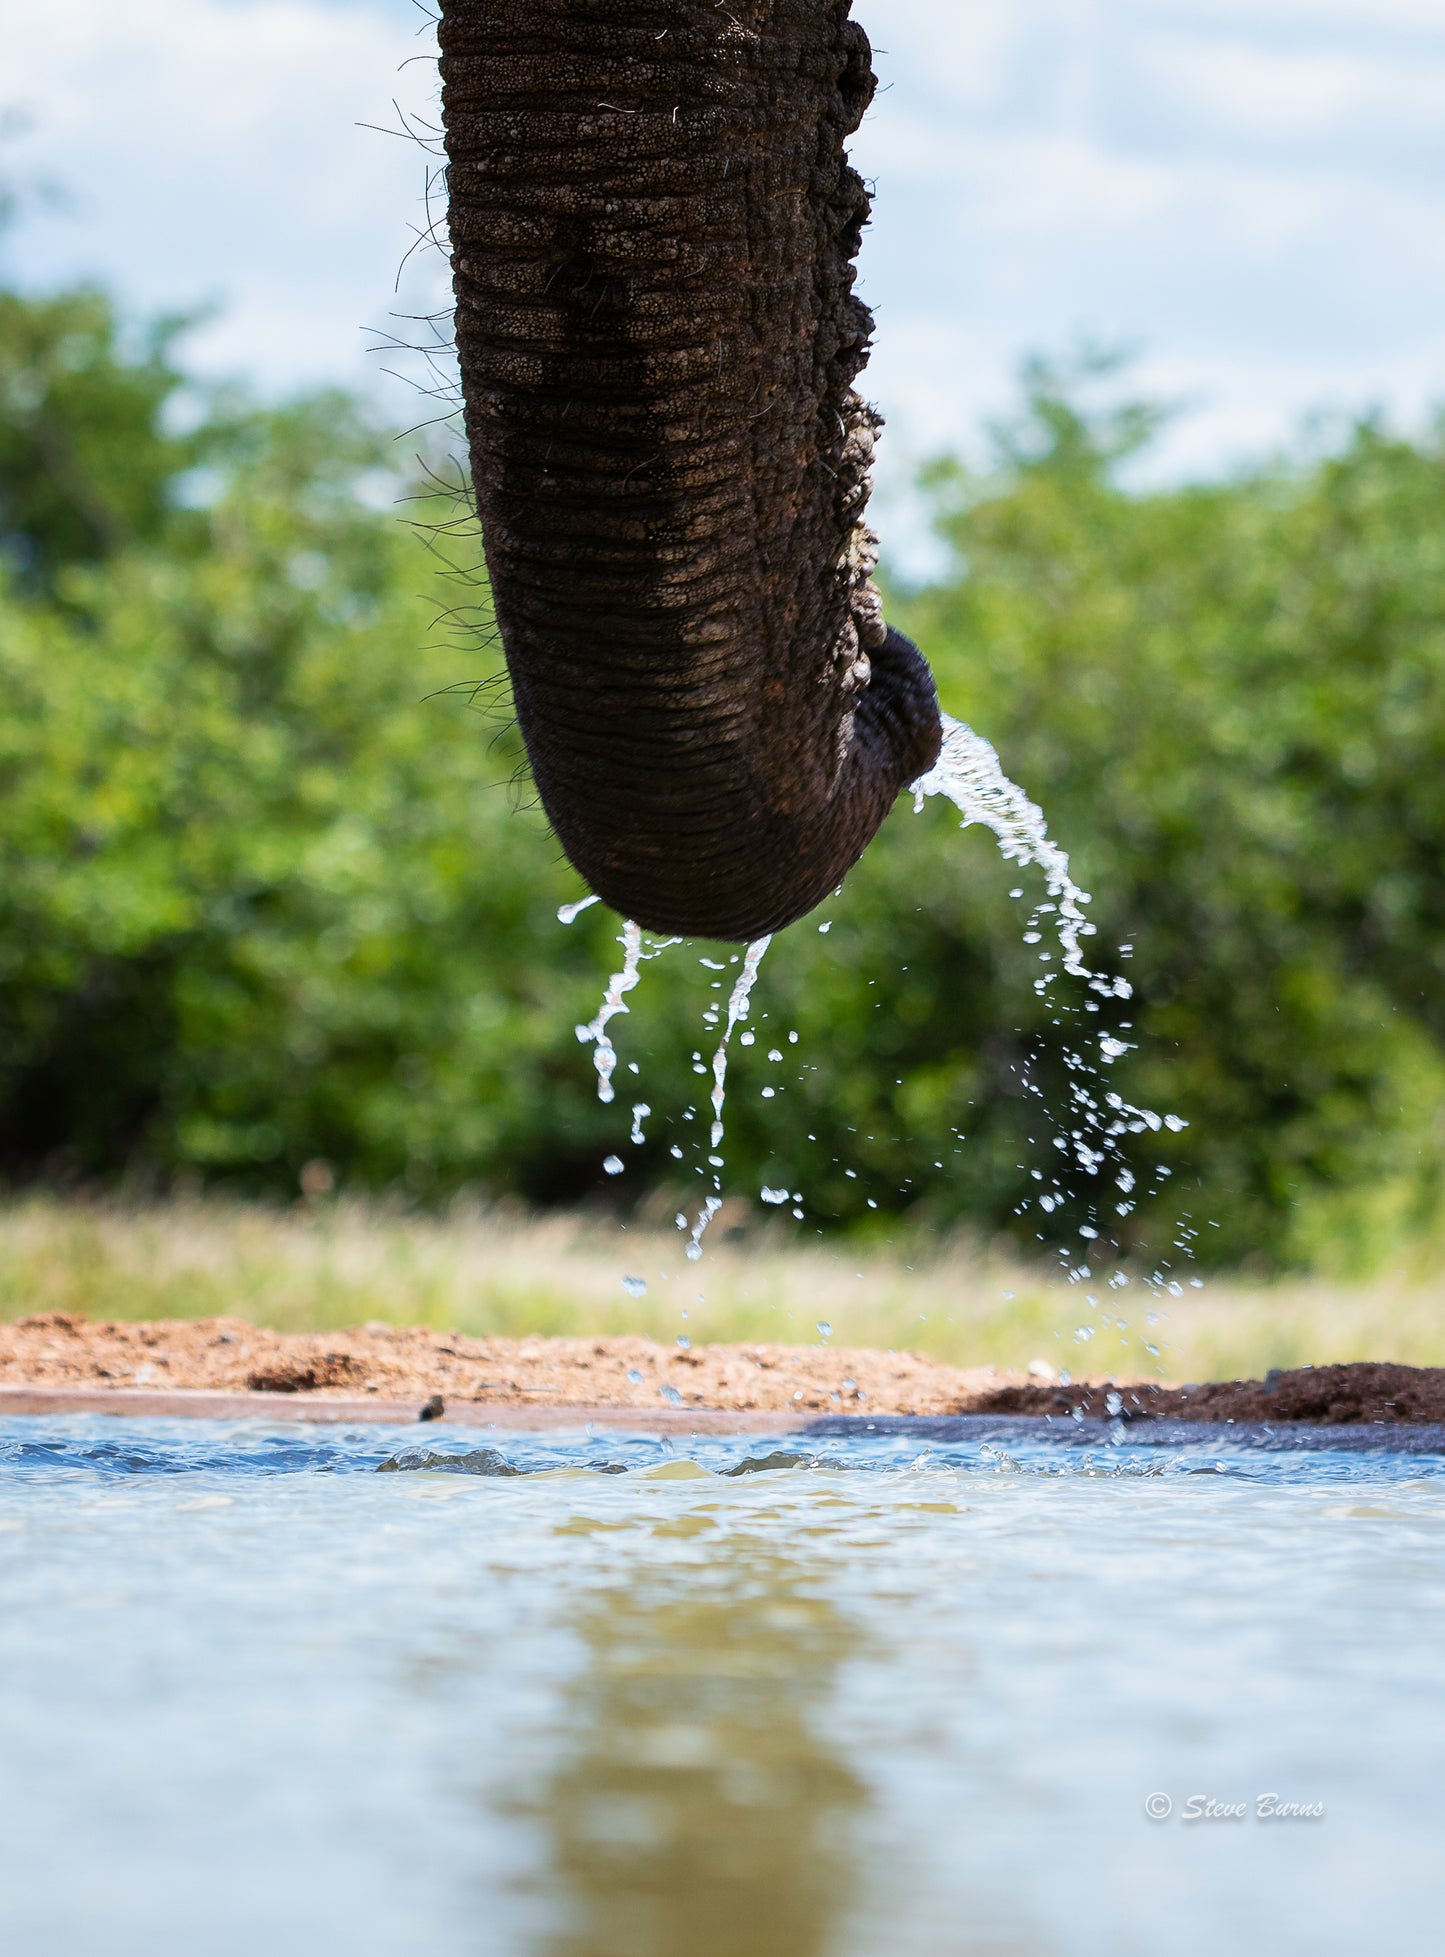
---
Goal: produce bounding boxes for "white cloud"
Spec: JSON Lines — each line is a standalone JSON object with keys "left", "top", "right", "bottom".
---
{"left": 1158, "top": 0, "right": 1445, "bottom": 41}
{"left": 5, "top": 0, "right": 447, "bottom": 402}
{"left": 850, "top": 0, "right": 1445, "bottom": 514}
{"left": 6, "top": 0, "right": 1445, "bottom": 543}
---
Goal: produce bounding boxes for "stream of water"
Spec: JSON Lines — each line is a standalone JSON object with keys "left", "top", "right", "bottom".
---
{"left": 566, "top": 710, "right": 1186, "bottom": 1294}
{"left": 4, "top": 1414, "right": 1442, "bottom": 1956}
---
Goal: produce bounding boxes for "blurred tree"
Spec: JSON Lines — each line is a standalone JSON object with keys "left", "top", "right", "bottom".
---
{"left": 2, "top": 287, "right": 1444, "bottom": 1276}
{"left": 890, "top": 351, "right": 1445, "bottom": 1271}
{"left": 0, "top": 283, "right": 206, "bottom": 591}
{"left": 0, "top": 341, "right": 626, "bottom": 1197}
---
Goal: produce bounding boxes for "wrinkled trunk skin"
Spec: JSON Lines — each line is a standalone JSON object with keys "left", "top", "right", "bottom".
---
{"left": 438, "top": 0, "right": 941, "bottom": 941}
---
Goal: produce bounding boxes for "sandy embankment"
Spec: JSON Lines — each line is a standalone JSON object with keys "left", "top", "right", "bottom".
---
{"left": 4, "top": 1313, "right": 1445, "bottom": 1426}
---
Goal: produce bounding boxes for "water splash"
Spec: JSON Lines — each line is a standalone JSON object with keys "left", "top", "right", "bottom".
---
{"left": 575, "top": 920, "right": 643, "bottom": 1104}
{"left": 708, "top": 936, "right": 771, "bottom": 1150}
{"left": 913, "top": 713, "right": 1189, "bottom": 1305}
{"left": 686, "top": 1195, "right": 723, "bottom": 1263}
{"left": 913, "top": 715, "right": 1127, "bottom": 1002}
{"left": 557, "top": 894, "right": 601, "bottom": 924}
{"left": 561, "top": 713, "right": 1190, "bottom": 1316}
{"left": 674, "top": 935, "right": 772, "bottom": 1262}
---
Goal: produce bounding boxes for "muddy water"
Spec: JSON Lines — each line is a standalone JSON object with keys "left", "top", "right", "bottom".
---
{"left": 3, "top": 1419, "right": 1444, "bottom": 1955}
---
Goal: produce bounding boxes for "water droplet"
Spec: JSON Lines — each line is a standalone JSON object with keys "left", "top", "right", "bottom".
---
{"left": 702, "top": 935, "right": 771, "bottom": 1157}
{"left": 659, "top": 1384, "right": 684, "bottom": 1406}
{"left": 817, "top": 1321, "right": 833, "bottom": 1340}
{"left": 683, "top": 1195, "right": 723, "bottom": 1262}
{"left": 676, "top": 1335, "right": 691, "bottom": 1351}
{"left": 760, "top": 1187, "right": 789, "bottom": 1205}
{"left": 760, "top": 1086, "right": 776, "bottom": 1099}
{"left": 627, "top": 1368, "right": 645, "bottom": 1384}
{"left": 621, "top": 1276, "right": 647, "bottom": 1297}
{"left": 1074, "top": 1326, "right": 1095, "bottom": 1342}
{"left": 575, "top": 920, "right": 644, "bottom": 1103}
{"left": 669, "top": 1145, "right": 684, "bottom": 1160}
{"left": 557, "top": 894, "right": 600, "bottom": 924}
{"left": 602, "top": 1155, "right": 624, "bottom": 1176}
{"left": 818, "top": 922, "right": 831, "bottom": 934}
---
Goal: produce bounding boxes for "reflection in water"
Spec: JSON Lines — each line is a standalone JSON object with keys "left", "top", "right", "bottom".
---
{"left": 528, "top": 1531, "right": 870, "bottom": 1957}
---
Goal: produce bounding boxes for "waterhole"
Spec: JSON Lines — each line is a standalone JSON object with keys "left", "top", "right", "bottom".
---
{"left": 3, "top": 1415, "right": 1443, "bottom": 1955}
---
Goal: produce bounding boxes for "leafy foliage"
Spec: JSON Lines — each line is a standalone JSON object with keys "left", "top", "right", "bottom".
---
{"left": 0, "top": 285, "right": 204, "bottom": 591}
{"left": 892, "top": 354, "right": 1445, "bottom": 1270}
{"left": 2, "top": 289, "right": 1444, "bottom": 1274}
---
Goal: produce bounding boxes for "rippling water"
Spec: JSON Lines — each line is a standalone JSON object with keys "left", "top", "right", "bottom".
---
{"left": 3, "top": 1416, "right": 1443, "bottom": 1955}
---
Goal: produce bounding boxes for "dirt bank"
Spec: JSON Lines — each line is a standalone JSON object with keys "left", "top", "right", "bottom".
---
{"left": 0, "top": 1313, "right": 1002, "bottom": 1415}
{"left": 4, "top": 1314, "right": 1445, "bottom": 1425}
{"left": 980, "top": 1363, "right": 1445, "bottom": 1427}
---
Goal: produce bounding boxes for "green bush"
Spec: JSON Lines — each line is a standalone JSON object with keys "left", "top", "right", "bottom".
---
{"left": 892, "top": 355, "right": 1445, "bottom": 1271}
{"left": 3, "top": 290, "right": 1444, "bottom": 1276}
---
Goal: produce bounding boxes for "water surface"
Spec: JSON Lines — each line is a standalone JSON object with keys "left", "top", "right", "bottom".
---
{"left": 3, "top": 1417, "right": 1442, "bottom": 1955}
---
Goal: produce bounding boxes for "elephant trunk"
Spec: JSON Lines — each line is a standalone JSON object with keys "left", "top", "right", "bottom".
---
{"left": 438, "top": 0, "right": 941, "bottom": 941}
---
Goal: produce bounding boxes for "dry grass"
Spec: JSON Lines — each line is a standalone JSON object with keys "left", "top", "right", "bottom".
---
{"left": 0, "top": 1192, "right": 1442, "bottom": 1384}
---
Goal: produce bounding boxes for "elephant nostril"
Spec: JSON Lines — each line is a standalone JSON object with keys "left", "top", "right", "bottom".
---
{"left": 862, "top": 626, "right": 944, "bottom": 784}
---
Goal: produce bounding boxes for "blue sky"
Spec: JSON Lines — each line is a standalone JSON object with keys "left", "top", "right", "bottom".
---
{"left": 8, "top": 0, "right": 1445, "bottom": 530}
